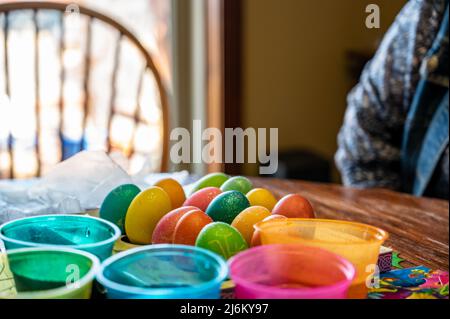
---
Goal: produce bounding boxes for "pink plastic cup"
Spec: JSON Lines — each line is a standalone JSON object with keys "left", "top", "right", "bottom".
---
{"left": 228, "top": 244, "right": 356, "bottom": 299}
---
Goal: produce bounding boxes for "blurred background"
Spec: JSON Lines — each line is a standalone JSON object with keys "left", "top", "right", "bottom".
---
{"left": 0, "top": 0, "right": 407, "bottom": 183}
{"left": 239, "top": 0, "right": 406, "bottom": 182}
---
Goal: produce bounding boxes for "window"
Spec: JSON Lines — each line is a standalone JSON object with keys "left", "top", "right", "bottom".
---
{"left": 0, "top": 0, "right": 172, "bottom": 178}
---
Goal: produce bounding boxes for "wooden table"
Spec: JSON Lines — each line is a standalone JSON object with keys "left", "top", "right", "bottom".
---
{"left": 250, "top": 177, "right": 449, "bottom": 271}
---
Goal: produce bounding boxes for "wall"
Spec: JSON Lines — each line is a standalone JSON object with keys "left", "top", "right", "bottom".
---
{"left": 242, "top": 0, "right": 406, "bottom": 177}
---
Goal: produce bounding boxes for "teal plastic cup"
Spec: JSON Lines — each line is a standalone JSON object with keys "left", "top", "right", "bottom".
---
{"left": 0, "top": 215, "right": 121, "bottom": 261}
{"left": 1, "top": 247, "right": 100, "bottom": 299}
{"left": 97, "top": 245, "right": 228, "bottom": 299}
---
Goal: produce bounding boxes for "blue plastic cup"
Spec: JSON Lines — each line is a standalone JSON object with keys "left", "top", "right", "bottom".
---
{"left": 0, "top": 215, "right": 121, "bottom": 261}
{"left": 96, "top": 245, "right": 228, "bottom": 299}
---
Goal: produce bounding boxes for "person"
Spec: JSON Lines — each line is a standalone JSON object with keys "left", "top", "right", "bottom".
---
{"left": 336, "top": 0, "right": 449, "bottom": 199}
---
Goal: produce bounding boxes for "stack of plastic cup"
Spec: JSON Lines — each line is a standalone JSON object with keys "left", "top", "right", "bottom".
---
{"left": 97, "top": 245, "right": 228, "bottom": 299}
{"left": 254, "top": 219, "right": 388, "bottom": 298}
{"left": 229, "top": 244, "right": 356, "bottom": 299}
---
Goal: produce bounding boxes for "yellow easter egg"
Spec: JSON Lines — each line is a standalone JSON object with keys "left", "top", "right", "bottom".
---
{"left": 231, "top": 206, "right": 271, "bottom": 245}
{"left": 246, "top": 188, "right": 277, "bottom": 211}
{"left": 155, "top": 178, "right": 186, "bottom": 209}
{"left": 125, "top": 187, "right": 172, "bottom": 245}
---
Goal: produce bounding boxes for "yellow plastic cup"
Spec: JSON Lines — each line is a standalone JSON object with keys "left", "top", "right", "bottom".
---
{"left": 255, "top": 219, "right": 388, "bottom": 299}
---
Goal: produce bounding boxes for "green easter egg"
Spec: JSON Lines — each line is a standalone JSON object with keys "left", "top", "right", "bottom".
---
{"left": 99, "top": 184, "right": 141, "bottom": 233}
{"left": 195, "top": 222, "right": 248, "bottom": 260}
{"left": 206, "top": 191, "right": 250, "bottom": 224}
{"left": 220, "top": 176, "right": 253, "bottom": 194}
{"left": 190, "top": 173, "right": 229, "bottom": 195}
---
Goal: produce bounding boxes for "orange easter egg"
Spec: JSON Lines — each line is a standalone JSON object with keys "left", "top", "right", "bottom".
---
{"left": 173, "top": 209, "right": 213, "bottom": 246}
{"left": 155, "top": 178, "right": 186, "bottom": 209}
{"left": 152, "top": 206, "right": 197, "bottom": 244}
{"left": 272, "top": 194, "right": 315, "bottom": 218}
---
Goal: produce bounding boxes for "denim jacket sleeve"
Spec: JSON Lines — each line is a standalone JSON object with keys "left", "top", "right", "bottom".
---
{"left": 335, "top": 0, "right": 447, "bottom": 190}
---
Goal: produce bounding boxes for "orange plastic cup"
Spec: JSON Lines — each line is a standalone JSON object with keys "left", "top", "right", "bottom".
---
{"left": 255, "top": 219, "right": 388, "bottom": 299}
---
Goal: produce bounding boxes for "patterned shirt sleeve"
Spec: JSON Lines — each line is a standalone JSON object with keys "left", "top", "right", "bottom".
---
{"left": 335, "top": 0, "right": 445, "bottom": 190}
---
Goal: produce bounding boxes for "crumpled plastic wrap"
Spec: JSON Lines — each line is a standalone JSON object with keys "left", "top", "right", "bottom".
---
{"left": 0, "top": 151, "right": 133, "bottom": 224}
{"left": 31, "top": 151, "right": 133, "bottom": 209}
{"left": 0, "top": 151, "right": 192, "bottom": 224}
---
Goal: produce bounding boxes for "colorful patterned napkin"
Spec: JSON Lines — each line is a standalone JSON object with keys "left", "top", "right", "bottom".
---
{"left": 368, "top": 266, "right": 449, "bottom": 299}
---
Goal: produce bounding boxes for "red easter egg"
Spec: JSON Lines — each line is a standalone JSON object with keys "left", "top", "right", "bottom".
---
{"left": 250, "top": 214, "right": 287, "bottom": 247}
{"left": 173, "top": 209, "right": 213, "bottom": 246}
{"left": 152, "top": 206, "right": 197, "bottom": 244}
{"left": 272, "top": 194, "right": 315, "bottom": 218}
{"left": 183, "top": 187, "right": 222, "bottom": 211}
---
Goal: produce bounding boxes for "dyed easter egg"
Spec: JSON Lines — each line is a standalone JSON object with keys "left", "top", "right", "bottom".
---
{"left": 250, "top": 214, "right": 287, "bottom": 247}
{"left": 125, "top": 187, "right": 172, "bottom": 245}
{"left": 152, "top": 206, "right": 198, "bottom": 244}
{"left": 272, "top": 194, "right": 315, "bottom": 218}
{"left": 206, "top": 191, "right": 250, "bottom": 224}
{"left": 231, "top": 206, "right": 271, "bottom": 245}
{"left": 99, "top": 184, "right": 141, "bottom": 233}
{"left": 173, "top": 209, "right": 213, "bottom": 246}
{"left": 195, "top": 222, "right": 248, "bottom": 260}
{"left": 220, "top": 176, "right": 253, "bottom": 194}
{"left": 246, "top": 188, "right": 278, "bottom": 211}
{"left": 183, "top": 187, "right": 222, "bottom": 211}
{"left": 154, "top": 178, "right": 186, "bottom": 209}
{"left": 190, "top": 173, "right": 229, "bottom": 195}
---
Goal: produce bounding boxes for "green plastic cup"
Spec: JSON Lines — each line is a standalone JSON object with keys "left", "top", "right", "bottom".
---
{"left": 0, "top": 215, "right": 121, "bottom": 261}
{"left": 0, "top": 247, "right": 100, "bottom": 299}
